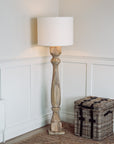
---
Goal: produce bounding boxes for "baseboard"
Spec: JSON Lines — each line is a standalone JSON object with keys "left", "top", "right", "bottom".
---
{"left": 2, "top": 112, "right": 114, "bottom": 142}
{"left": 0, "top": 132, "right": 3, "bottom": 143}
{"left": 4, "top": 113, "right": 51, "bottom": 142}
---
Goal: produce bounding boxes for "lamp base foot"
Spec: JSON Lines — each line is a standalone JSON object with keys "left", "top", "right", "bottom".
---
{"left": 48, "top": 129, "right": 65, "bottom": 135}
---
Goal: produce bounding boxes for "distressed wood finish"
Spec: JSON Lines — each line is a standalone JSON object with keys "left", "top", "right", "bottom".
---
{"left": 49, "top": 46, "right": 65, "bottom": 135}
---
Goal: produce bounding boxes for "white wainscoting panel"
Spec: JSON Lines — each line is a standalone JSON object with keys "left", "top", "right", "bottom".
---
{"left": 5, "top": 66, "right": 31, "bottom": 127}
{"left": 0, "top": 57, "right": 52, "bottom": 142}
{"left": 0, "top": 56, "right": 114, "bottom": 142}
{"left": 92, "top": 64, "right": 114, "bottom": 99}
{"left": 61, "top": 61, "right": 87, "bottom": 123}
{"left": 92, "top": 64, "right": 114, "bottom": 131}
{"left": 0, "top": 100, "right": 5, "bottom": 142}
{"left": 3, "top": 65, "right": 31, "bottom": 140}
{"left": 60, "top": 56, "right": 114, "bottom": 131}
{"left": 31, "top": 63, "right": 52, "bottom": 121}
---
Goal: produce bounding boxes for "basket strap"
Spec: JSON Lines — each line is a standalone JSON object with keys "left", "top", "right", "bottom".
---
{"left": 89, "top": 109, "right": 95, "bottom": 138}
{"left": 79, "top": 107, "right": 85, "bottom": 136}
{"left": 104, "top": 110, "right": 112, "bottom": 116}
{"left": 78, "top": 96, "right": 97, "bottom": 136}
{"left": 89, "top": 98, "right": 108, "bottom": 139}
{"left": 78, "top": 96, "right": 97, "bottom": 107}
{"left": 90, "top": 98, "right": 108, "bottom": 108}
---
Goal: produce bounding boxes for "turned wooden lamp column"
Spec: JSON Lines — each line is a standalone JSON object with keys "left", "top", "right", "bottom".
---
{"left": 38, "top": 17, "right": 73, "bottom": 135}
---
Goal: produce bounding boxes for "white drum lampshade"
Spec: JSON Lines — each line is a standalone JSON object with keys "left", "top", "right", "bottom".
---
{"left": 37, "top": 17, "right": 73, "bottom": 46}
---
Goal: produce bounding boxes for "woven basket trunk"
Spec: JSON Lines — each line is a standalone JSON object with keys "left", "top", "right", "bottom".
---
{"left": 74, "top": 96, "right": 114, "bottom": 140}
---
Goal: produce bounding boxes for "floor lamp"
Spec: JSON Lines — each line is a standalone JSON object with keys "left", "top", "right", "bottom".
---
{"left": 37, "top": 17, "right": 73, "bottom": 135}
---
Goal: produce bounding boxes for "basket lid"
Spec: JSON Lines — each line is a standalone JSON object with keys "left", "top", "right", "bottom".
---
{"left": 74, "top": 96, "right": 114, "bottom": 110}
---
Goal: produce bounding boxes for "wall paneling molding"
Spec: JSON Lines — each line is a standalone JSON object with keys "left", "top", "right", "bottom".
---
{"left": 0, "top": 55, "right": 114, "bottom": 142}
{"left": 61, "top": 55, "right": 114, "bottom": 131}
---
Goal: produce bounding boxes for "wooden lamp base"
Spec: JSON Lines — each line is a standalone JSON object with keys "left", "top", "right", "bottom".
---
{"left": 49, "top": 46, "right": 65, "bottom": 135}
{"left": 48, "top": 129, "right": 65, "bottom": 135}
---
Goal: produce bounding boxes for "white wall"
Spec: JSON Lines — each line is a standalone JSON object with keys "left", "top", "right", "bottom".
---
{"left": 0, "top": 56, "right": 114, "bottom": 142}
{"left": 2, "top": 0, "right": 113, "bottom": 59}
{"left": 59, "top": 0, "right": 114, "bottom": 58}
{"left": 0, "top": 0, "right": 114, "bottom": 142}
{"left": 0, "top": 57, "right": 52, "bottom": 142}
{"left": 60, "top": 56, "right": 114, "bottom": 135}
{"left": 59, "top": 0, "right": 114, "bottom": 131}
{"left": 0, "top": 0, "right": 59, "bottom": 142}
{"left": 0, "top": 0, "right": 59, "bottom": 60}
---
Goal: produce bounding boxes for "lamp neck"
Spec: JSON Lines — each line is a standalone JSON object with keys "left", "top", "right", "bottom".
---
{"left": 50, "top": 46, "right": 61, "bottom": 57}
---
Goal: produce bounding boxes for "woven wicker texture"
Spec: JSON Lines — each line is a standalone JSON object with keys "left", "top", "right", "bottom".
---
{"left": 74, "top": 96, "right": 114, "bottom": 140}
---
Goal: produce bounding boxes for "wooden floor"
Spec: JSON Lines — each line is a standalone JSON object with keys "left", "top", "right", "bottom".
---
{"left": 3, "top": 123, "right": 114, "bottom": 144}
{"left": 3, "top": 125, "right": 49, "bottom": 144}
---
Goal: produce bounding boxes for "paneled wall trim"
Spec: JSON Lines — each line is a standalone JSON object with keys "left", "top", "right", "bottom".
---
{"left": 0, "top": 56, "right": 51, "bottom": 142}
{"left": 0, "top": 55, "right": 114, "bottom": 142}
{"left": 60, "top": 55, "right": 114, "bottom": 130}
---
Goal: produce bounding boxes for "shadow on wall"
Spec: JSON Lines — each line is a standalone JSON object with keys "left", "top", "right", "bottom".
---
{"left": 31, "top": 17, "right": 38, "bottom": 46}
{"left": 19, "top": 17, "right": 50, "bottom": 58}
